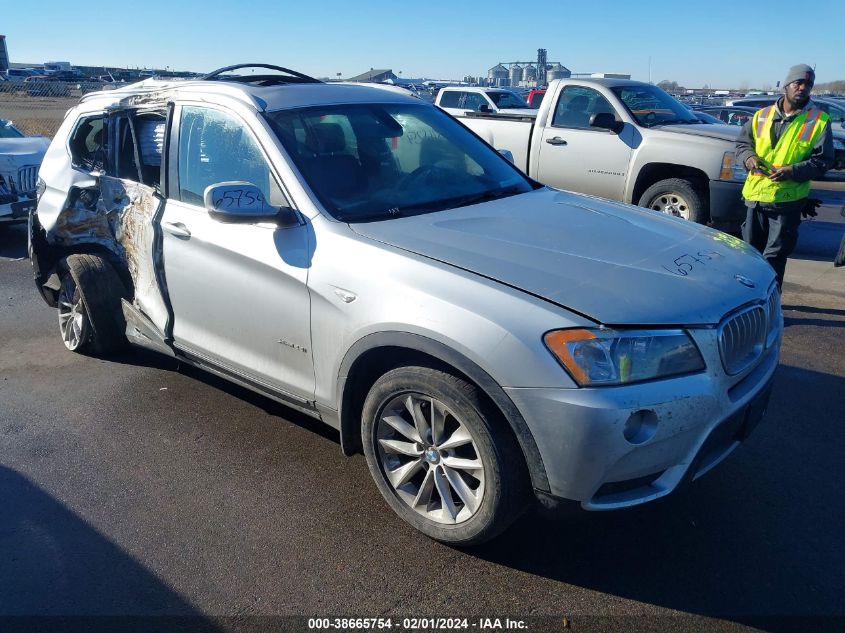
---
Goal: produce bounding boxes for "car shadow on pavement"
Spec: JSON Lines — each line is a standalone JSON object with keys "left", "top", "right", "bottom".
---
{"left": 782, "top": 303, "right": 845, "bottom": 328}
{"left": 103, "top": 348, "right": 342, "bottom": 446}
{"left": 0, "top": 465, "right": 221, "bottom": 630}
{"left": 470, "top": 363, "right": 845, "bottom": 627}
{"left": 783, "top": 304, "right": 845, "bottom": 317}
{"left": 0, "top": 224, "right": 28, "bottom": 260}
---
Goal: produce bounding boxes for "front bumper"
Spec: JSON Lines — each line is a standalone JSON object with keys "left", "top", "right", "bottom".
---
{"left": 506, "top": 326, "right": 780, "bottom": 510}
{"left": 0, "top": 195, "right": 37, "bottom": 224}
{"left": 709, "top": 180, "right": 746, "bottom": 235}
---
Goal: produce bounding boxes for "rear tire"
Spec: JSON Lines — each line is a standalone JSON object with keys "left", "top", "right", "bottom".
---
{"left": 640, "top": 178, "right": 708, "bottom": 224}
{"left": 58, "top": 254, "right": 129, "bottom": 355}
{"left": 361, "top": 365, "right": 528, "bottom": 546}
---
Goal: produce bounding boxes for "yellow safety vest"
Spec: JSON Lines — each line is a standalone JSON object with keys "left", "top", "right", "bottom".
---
{"left": 741, "top": 104, "right": 830, "bottom": 203}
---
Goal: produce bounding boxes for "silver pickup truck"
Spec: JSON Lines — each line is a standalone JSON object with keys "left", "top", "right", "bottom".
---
{"left": 456, "top": 78, "right": 748, "bottom": 233}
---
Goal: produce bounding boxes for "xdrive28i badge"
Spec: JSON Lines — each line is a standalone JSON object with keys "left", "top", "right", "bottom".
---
{"left": 735, "top": 274, "right": 756, "bottom": 288}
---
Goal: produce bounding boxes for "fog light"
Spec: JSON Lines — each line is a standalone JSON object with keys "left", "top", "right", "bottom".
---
{"left": 623, "top": 410, "right": 658, "bottom": 444}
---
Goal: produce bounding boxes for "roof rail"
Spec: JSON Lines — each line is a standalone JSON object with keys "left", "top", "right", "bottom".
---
{"left": 201, "top": 64, "right": 322, "bottom": 85}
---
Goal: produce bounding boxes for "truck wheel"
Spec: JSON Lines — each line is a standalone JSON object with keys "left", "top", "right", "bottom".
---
{"left": 361, "top": 365, "right": 528, "bottom": 546}
{"left": 640, "top": 178, "right": 707, "bottom": 224}
{"left": 57, "top": 254, "right": 129, "bottom": 355}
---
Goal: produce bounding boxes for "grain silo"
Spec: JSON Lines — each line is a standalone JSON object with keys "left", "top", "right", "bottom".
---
{"left": 509, "top": 63, "right": 523, "bottom": 86}
{"left": 547, "top": 63, "right": 571, "bottom": 81}
{"left": 488, "top": 64, "right": 508, "bottom": 87}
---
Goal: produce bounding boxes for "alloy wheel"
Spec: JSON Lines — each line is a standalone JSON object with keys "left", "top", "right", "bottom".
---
{"left": 375, "top": 392, "right": 485, "bottom": 525}
{"left": 57, "top": 274, "right": 90, "bottom": 351}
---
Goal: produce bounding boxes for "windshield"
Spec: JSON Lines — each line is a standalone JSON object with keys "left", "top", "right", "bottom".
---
{"left": 612, "top": 85, "right": 699, "bottom": 127}
{"left": 0, "top": 121, "right": 24, "bottom": 139}
{"left": 265, "top": 103, "right": 535, "bottom": 222}
{"left": 487, "top": 91, "right": 528, "bottom": 109}
{"left": 820, "top": 101, "right": 845, "bottom": 123}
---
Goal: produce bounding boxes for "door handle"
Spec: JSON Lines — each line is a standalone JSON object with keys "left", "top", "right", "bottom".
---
{"left": 162, "top": 221, "right": 191, "bottom": 238}
{"left": 545, "top": 137, "right": 568, "bottom": 146}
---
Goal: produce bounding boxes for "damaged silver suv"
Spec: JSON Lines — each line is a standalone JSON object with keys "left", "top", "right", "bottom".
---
{"left": 30, "top": 65, "right": 781, "bottom": 545}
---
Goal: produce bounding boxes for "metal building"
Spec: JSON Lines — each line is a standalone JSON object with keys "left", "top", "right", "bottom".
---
{"left": 537, "top": 49, "right": 548, "bottom": 84}
{"left": 0, "top": 35, "right": 9, "bottom": 73}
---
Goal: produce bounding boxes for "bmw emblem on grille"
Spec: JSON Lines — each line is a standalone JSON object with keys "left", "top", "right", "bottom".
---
{"left": 735, "top": 274, "right": 756, "bottom": 288}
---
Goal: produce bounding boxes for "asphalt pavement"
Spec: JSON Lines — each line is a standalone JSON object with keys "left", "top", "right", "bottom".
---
{"left": 1, "top": 213, "right": 843, "bottom": 633}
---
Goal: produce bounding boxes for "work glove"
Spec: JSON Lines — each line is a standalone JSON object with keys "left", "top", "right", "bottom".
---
{"left": 801, "top": 198, "right": 821, "bottom": 219}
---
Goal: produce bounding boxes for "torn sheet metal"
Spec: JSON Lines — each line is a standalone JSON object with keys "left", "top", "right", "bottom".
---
{"left": 46, "top": 176, "right": 168, "bottom": 329}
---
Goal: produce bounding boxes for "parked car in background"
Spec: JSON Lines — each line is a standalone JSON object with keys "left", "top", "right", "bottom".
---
{"left": 4, "top": 68, "right": 41, "bottom": 82}
{"left": 435, "top": 86, "right": 537, "bottom": 117}
{"left": 455, "top": 77, "right": 748, "bottom": 233}
{"left": 526, "top": 89, "right": 546, "bottom": 109}
{"left": 0, "top": 120, "right": 49, "bottom": 228}
{"left": 690, "top": 110, "right": 724, "bottom": 125}
{"left": 699, "top": 106, "right": 758, "bottom": 127}
{"left": 29, "top": 64, "right": 780, "bottom": 545}
{"left": 24, "top": 75, "right": 72, "bottom": 97}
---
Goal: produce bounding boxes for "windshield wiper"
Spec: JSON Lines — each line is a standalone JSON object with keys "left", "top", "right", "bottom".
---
{"left": 644, "top": 119, "right": 698, "bottom": 128}
{"left": 341, "top": 186, "right": 526, "bottom": 223}
{"left": 450, "top": 185, "right": 525, "bottom": 209}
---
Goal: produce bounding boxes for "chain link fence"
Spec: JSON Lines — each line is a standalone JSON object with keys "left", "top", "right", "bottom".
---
{"left": 0, "top": 80, "right": 117, "bottom": 139}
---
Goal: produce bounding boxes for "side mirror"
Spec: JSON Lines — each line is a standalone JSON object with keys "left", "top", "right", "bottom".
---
{"left": 478, "top": 104, "right": 492, "bottom": 113}
{"left": 589, "top": 112, "right": 624, "bottom": 134}
{"left": 497, "top": 149, "right": 515, "bottom": 163}
{"left": 204, "top": 182, "right": 299, "bottom": 227}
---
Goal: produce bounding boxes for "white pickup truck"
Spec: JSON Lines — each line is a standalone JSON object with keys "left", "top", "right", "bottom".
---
{"left": 455, "top": 78, "right": 748, "bottom": 233}
{"left": 435, "top": 86, "right": 537, "bottom": 118}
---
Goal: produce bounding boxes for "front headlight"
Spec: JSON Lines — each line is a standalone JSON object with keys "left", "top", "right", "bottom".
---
{"left": 721, "top": 151, "right": 747, "bottom": 182}
{"left": 544, "top": 328, "right": 705, "bottom": 387}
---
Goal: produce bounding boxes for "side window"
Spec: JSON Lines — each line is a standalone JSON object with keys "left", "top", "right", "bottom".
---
{"left": 178, "top": 106, "right": 284, "bottom": 207}
{"left": 110, "top": 113, "right": 166, "bottom": 186}
{"left": 438, "top": 91, "right": 461, "bottom": 108}
{"left": 69, "top": 115, "right": 108, "bottom": 171}
{"left": 463, "top": 92, "right": 486, "bottom": 111}
{"left": 552, "top": 86, "right": 617, "bottom": 130}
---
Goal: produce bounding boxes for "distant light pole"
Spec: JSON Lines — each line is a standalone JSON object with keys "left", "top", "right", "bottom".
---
{"left": 337, "top": 72, "right": 341, "bottom": 81}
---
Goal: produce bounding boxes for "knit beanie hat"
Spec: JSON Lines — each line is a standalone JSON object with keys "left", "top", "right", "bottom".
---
{"left": 783, "top": 64, "right": 815, "bottom": 87}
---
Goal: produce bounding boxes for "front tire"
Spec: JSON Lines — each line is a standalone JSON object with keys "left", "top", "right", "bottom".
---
{"left": 640, "top": 178, "right": 707, "bottom": 224}
{"left": 57, "top": 254, "right": 129, "bottom": 355}
{"left": 361, "top": 365, "right": 528, "bottom": 545}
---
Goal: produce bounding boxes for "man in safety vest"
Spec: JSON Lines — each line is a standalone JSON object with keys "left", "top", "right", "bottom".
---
{"left": 736, "top": 64, "right": 834, "bottom": 289}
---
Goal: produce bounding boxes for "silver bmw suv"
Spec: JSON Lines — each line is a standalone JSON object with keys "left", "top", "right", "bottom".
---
{"left": 29, "top": 65, "right": 781, "bottom": 545}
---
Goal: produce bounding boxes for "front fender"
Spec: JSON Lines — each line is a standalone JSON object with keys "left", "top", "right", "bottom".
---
{"left": 336, "top": 330, "right": 551, "bottom": 493}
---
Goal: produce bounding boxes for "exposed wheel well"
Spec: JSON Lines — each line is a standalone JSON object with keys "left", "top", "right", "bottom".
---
{"left": 40, "top": 245, "right": 131, "bottom": 308}
{"left": 632, "top": 163, "right": 710, "bottom": 211}
{"left": 337, "top": 334, "right": 550, "bottom": 493}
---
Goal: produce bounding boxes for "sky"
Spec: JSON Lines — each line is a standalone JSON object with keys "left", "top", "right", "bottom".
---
{"left": 3, "top": 0, "right": 843, "bottom": 89}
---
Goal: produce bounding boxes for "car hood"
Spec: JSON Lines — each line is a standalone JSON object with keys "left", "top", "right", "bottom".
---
{"left": 655, "top": 123, "right": 741, "bottom": 143}
{"left": 350, "top": 188, "right": 774, "bottom": 325}
{"left": 0, "top": 136, "right": 50, "bottom": 165}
